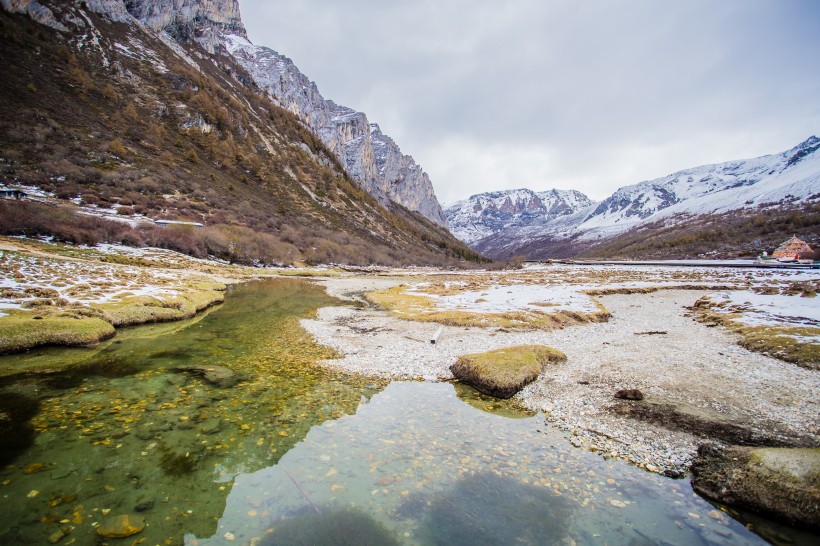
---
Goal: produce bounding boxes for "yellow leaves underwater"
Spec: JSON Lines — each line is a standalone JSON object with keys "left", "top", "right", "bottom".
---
{"left": 2, "top": 279, "right": 387, "bottom": 545}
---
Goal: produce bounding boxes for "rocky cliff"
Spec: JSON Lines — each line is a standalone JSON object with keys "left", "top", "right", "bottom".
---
{"left": 118, "top": 0, "right": 246, "bottom": 52}
{"left": 222, "top": 33, "right": 447, "bottom": 227}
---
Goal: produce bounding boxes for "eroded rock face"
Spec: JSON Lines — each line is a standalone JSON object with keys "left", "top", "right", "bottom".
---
{"left": 85, "top": 0, "right": 131, "bottom": 22}
{"left": 223, "top": 35, "right": 447, "bottom": 227}
{"left": 81, "top": 0, "right": 246, "bottom": 51}
{"left": 0, "top": 0, "right": 66, "bottom": 30}
{"left": 692, "top": 444, "right": 820, "bottom": 530}
{"left": 370, "top": 124, "right": 446, "bottom": 225}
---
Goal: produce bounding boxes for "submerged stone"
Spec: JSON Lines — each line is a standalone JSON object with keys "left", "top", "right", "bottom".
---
{"left": 95, "top": 514, "right": 145, "bottom": 538}
{"left": 261, "top": 507, "right": 399, "bottom": 546}
{"left": 174, "top": 364, "right": 241, "bottom": 388}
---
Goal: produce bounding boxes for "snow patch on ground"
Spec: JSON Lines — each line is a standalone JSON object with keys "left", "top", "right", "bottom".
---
{"left": 708, "top": 290, "right": 820, "bottom": 330}
{"left": 409, "top": 283, "right": 600, "bottom": 314}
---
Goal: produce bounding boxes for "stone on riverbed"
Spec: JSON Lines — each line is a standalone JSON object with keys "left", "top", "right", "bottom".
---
{"left": 96, "top": 514, "right": 146, "bottom": 538}
{"left": 614, "top": 389, "right": 644, "bottom": 401}
{"left": 691, "top": 444, "right": 820, "bottom": 530}
{"left": 174, "top": 364, "right": 241, "bottom": 388}
{"left": 450, "top": 345, "right": 567, "bottom": 399}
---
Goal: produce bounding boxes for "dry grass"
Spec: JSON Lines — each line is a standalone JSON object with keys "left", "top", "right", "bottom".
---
{"left": 692, "top": 297, "right": 820, "bottom": 370}
{"left": 451, "top": 345, "right": 567, "bottom": 398}
{"left": 364, "top": 284, "right": 610, "bottom": 330}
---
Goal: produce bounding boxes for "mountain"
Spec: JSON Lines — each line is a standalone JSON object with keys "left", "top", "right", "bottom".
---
{"left": 0, "top": 0, "right": 477, "bottom": 265}
{"left": 458, "top": 137, "right": 820, "bottom": 259}
{"left": 444, "top": 188, "right": 595, "bottom": 244}
{"left": 222, "top": 33, "right": 447, "bottom": 227}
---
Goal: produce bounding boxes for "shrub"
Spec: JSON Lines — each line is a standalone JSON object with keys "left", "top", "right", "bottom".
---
{"left": 108, "top": 139, "right": 128, "bottom": 157}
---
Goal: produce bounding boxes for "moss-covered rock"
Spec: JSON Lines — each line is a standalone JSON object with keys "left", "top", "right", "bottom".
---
{"left": 692, "top": 444, "right": 820, "bottom": 530}
{"left": 451, "top": 345, "right": 567, "bottom": 399}
{"left": 0, "top": 309, "right": 115, "bottom": 354}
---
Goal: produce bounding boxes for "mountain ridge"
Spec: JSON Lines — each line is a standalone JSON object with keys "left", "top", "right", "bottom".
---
{"left": 444, "top": 188, "right": 595, "bottom": 245}
{"left": 446, "top": 136, "right": 820, "bottom": 259}
{"left": 222, "top": 32, "right": 447, "bottom": 227}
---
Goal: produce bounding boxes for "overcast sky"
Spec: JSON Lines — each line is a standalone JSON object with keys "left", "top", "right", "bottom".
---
{"left": 239, "top": 0, "right": 820, "bottom": 205}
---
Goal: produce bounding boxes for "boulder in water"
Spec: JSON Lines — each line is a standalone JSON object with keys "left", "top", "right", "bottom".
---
{"left": 174, "top": 364, "right": 241, "bottom": 388}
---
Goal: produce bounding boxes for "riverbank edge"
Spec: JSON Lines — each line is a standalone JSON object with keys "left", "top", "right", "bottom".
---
{"left": 0, "top": 283, "right": 227, "bottom": 356}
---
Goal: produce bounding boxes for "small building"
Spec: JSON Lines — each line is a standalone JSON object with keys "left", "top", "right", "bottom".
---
{"left": 772, "top": 235, "right": 813, "bottom": 259}
{"left": 0, "top": 188, "right": 27, "bottom": 200}
{"left": 154, "top": 219, "right": 205, "bottom": 229}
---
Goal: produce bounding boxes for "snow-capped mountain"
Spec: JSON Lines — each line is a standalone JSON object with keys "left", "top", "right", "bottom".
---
{"left": 444, "top": 188, "right": 595, "bottom": 244}
{"left": 462, "top": 136, "right": 820, "bottom": 258}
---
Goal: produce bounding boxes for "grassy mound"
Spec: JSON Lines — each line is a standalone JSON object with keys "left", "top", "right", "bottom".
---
{"left": 96, "top": 285, "right": 225, "bottom": 327}
{"left": 0, "top": 283, "right": 225, "bottom": 354}
{"left": 451, "top": 345, "right": 567, "bottom": 399}
{"left": 0, "top": 309, "right": 115, "bottom": 354}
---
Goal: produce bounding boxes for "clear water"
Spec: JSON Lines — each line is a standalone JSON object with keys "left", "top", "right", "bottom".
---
{"left": 0, "top": 279, "right": 812, "bottom": 545}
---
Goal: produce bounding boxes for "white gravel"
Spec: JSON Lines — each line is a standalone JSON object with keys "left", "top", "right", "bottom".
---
{"left": 303, "top": 276, "right": 820, "bottom": 475}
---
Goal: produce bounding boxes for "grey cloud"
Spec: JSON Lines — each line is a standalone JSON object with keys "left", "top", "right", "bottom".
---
{"left": 239, "top": 0, "right": 820, "bottom": 202}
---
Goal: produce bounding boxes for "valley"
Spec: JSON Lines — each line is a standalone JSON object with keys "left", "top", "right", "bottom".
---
{"left": 0, "top": 1, "right": 818, "bottom": 545}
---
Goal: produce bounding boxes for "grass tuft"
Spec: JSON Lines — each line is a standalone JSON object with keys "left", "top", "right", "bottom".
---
{"left": 0, "top": 309, "right": 115, "bottom": 354}
{"left": 451, "top": 345, "right": 567, "bottom": 399}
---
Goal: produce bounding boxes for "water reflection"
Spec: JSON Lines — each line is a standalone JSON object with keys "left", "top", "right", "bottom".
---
{"left": 453, "top": 381, "right": 536, "bottom": 418}
{"left": 203, "top": 381, "right": 772, "bottom": 546}
{"left": 419, "top": 472, "right": 571, "bottom": 546}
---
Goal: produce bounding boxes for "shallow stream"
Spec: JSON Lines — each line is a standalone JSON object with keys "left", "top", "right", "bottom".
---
{"left": 0, "top": 279, "right": 813, "bottom": 545}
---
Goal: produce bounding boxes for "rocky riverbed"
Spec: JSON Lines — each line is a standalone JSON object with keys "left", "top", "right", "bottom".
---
{"left": 303, "top": 275, "right": 820, "bottom": 477}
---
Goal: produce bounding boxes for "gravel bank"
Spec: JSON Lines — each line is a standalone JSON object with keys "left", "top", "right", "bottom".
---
{"left": 302, "top": 277, "right": 820, "bottom": 476}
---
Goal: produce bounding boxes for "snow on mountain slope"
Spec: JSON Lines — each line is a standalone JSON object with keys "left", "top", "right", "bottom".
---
{"left": 464, "top": 136, "right": 820, "bottom": 256}
{"left": 444, "top": 188, "right": 595, "bottom": 244}
{"left": 573, "top": 135, "right": 820, "bottom": 241}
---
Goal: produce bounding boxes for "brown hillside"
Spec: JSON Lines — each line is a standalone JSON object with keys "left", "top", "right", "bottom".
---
{"left": 0, "top": 7, "right": 482, "bottom": 266}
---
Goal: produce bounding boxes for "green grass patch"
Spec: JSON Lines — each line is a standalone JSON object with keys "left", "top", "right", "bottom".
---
{"left": 96, "top": 286, "right": 225, "bottom": 327}
{"left": 0, "top": 308, "right": 115, "bottom": 355}
{"left": 451, "top": 344, "right": 567, "bottom": 399}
